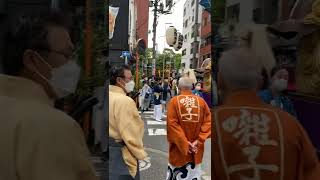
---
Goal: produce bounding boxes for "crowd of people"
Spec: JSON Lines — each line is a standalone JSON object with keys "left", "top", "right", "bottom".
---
{"left": 109, "top": 24, "right": 320, "bottom": 180}
{"left": 138, "top": 76, "right": 208, "bottom": 122}
{"left": 1, "top": 10, "right": 320, "bottom": 180}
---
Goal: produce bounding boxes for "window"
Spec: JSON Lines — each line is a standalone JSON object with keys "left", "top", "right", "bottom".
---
{"left": 183, "top": 8, "right": 186, "bottom": 16}
{"left": 190, "top": 63, "right": 193, "bottom": 69}
{"left": 190, "top": 48, "right": 193, "bottom": 54}
{"left": 182, "top": 49, "right": 186, "bottom": 56}
{"left": 182, "top": 63, "right": 186, "bottom": 68}
{"left": 184, "top": 34, "right": 187, "bottom": 42}
{"left": 191, "top": 32, "right": 194, "bottom": 38}
{"left": 192, "top": 16, "right": 194, "bottom": 22}
{"left": 184, "top": 19, "right": 188, "bottom": 28}
{"left": 226, "top": 3, "right": 240, "bottom": 23}
{"left": 253, "top": 8, "right": 262, "bottom": 23}
{"left": 191, "top": 0, "right": 195, "bottom": 6}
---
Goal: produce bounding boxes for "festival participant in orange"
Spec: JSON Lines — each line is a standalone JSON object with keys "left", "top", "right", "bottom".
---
{"left": 212, "top": 48, "right": 320, "bottom": 180}
{"left": 166, "top": 77, "right": 211, "bottom": 180}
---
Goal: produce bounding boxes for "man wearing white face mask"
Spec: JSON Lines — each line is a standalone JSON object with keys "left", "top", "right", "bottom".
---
{"left": 109, "top": 65, "right": 148, "bottom": 179}
{"left": 0, "top": 14, "right": 97, "bottom": 180}
{"left": 259, "top": 66, "right": 297, "bottom": 117}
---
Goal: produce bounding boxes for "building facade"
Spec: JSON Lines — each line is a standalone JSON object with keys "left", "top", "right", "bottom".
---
{"left": 181, "top": 0, "right": 202, "bottom": 71}
{"left": 135, "top": 0, "right": 149, "bottom": 47}
{"left": 218, "top": 0, "right": 279, "bottom": 48}
{"left": 129, "top": 0, "right": 149, "bottom": 52}
{"left": 199, "top": 10, "right": 211, "bottom": 68}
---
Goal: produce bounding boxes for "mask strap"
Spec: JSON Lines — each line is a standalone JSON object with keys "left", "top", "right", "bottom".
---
{"left": 117, "top": 77, "right": 126, "bottom": 89}
{"left": 33, "top": 51, "right": 53, "bottom": 70}
{"left": 31, "top": 51, "right": 52, "bottom": 85}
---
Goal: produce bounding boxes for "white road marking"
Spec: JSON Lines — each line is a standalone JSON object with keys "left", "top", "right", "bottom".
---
{"left": 148, "top": 128, "right": 167, "bottom": 136}
{"left": 143, "top": 110, "right": 167, "bottom": 136}
{"left": 139, "top": 111, "right": 154, "bottom": 115}
{"left": 145, "top": 115, "right": 154, "bottom": 119}
{"left": 147, "top": 120, "right": 166, "bottom": 125}
{"left": 139, "top": 157, "right": 151, "bottom": 171}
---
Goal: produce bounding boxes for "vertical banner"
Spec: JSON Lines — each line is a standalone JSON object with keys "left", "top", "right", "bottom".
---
{"left": 109, "top": 6, "right": 119, "bottom": 39}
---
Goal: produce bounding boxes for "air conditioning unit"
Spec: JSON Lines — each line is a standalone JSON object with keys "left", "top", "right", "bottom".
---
{"left": 166, "top": 26, "right": 177, "bottom": 46}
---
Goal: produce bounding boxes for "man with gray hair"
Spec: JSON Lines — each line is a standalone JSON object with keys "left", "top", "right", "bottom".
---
{"left": 212, "top": 48, "right": 320, "bottom": 180}
{"left": 166, "top": 77, "right": 211, "bottom": 180}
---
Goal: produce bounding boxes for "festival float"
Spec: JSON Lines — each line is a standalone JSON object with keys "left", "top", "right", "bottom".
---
{"left": 203, "top": 59, "right": 212, "bottom": 107}
{"left": 268, "top": 0, "right": 320, "bottom": 154}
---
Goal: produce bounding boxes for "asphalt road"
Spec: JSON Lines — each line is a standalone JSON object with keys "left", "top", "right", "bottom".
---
{"left": 139, "top": 109, "right": 211, "bottom": 180}
{"left": 90, "top": 108, "right": 211, "bottom": 180}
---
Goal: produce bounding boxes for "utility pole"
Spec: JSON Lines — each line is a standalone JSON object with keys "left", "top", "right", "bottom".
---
{"left": 151, "top": 0, "right": 172, "bottom": 79}
{"left": 152, "top": 0, "right": 158, "bottom": 79}
{"left": 192, "top": 0, "right": 200, "bottom": 69}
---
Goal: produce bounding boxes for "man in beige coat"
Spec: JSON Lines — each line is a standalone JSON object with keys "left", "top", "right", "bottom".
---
{"left": 0, "top": 14, "right": 97, "bottom": 180}
{"left": 109, "top": 65, "right": 148, "bottom": 179}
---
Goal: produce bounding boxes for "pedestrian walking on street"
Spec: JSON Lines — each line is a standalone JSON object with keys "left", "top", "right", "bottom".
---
{"left": 212, "top": 48, "right": 320, "bottom": 180}
{"left": 140, "top": 81, "right": 152, "bottom": 112}
{"left": 0, "top": 13, "right": 97, "bottom": 180}
{"left": 153, "top": 80, "right": 163, "bottom": 121}
{"left": 109, "top": 65, "right": 148, "bottom": 179}
{"left": 162, "top": 80, "right": 171, "bottom": 114}
{"left": 166, "top": 77, "right": 211, "bottom": 180}
{"left": 171, "top": 78, "right": 179, "bottom": 96}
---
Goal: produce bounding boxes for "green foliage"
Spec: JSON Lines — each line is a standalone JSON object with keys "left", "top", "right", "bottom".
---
{"left": 174, "top": 53, "right": 182, "bottom": 70}
{"left": 139, "top": 48, "right": 153, "bottom": 78}
{"left": 72, "top": 1, "right": 107, "bottom": 98}
{"left": 151, "top": 48, "right": 182, "bottom": 78}
{"left": 133, "top": 48, "right": 182, "bottom": 88}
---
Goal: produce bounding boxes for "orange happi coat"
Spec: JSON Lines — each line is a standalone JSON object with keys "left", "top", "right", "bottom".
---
{"left": 212, "top": 90, "right": 320, "bottom": 180}
{"left": 167, "top": 90, "right": 211, "bottom": 167}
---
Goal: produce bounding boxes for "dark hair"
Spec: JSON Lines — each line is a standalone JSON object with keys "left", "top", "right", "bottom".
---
{"left": 3, "top": 12, "right": 67, "bottom": 75}
{"left": 110, "top": 65, "right": 131, "bottom": 85}
{"left": 270, "top": 65, "right": 287, "bottom": 78}
{"left": 260, "top": 65, "right": 288, "bottom": 90}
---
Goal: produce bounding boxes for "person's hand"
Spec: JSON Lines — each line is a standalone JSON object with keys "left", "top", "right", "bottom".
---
{"left": 191, "top": 140, "right": 199, "bottom": 154}
{"left": 188, "top": 141, "right": 193, "bottom": 154}
{"left": 188, "top": 140, "right": 199, "bottom": 154}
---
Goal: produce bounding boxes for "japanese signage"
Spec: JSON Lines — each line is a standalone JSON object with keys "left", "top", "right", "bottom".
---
{"left": 109, "top": 6, "right": 119, "bottom": 39}
{"left": 177, "top": 96, "right": 201, "bottom": 122}
{"left": 215, "top": 107, "right": 284, "bottom": 180}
